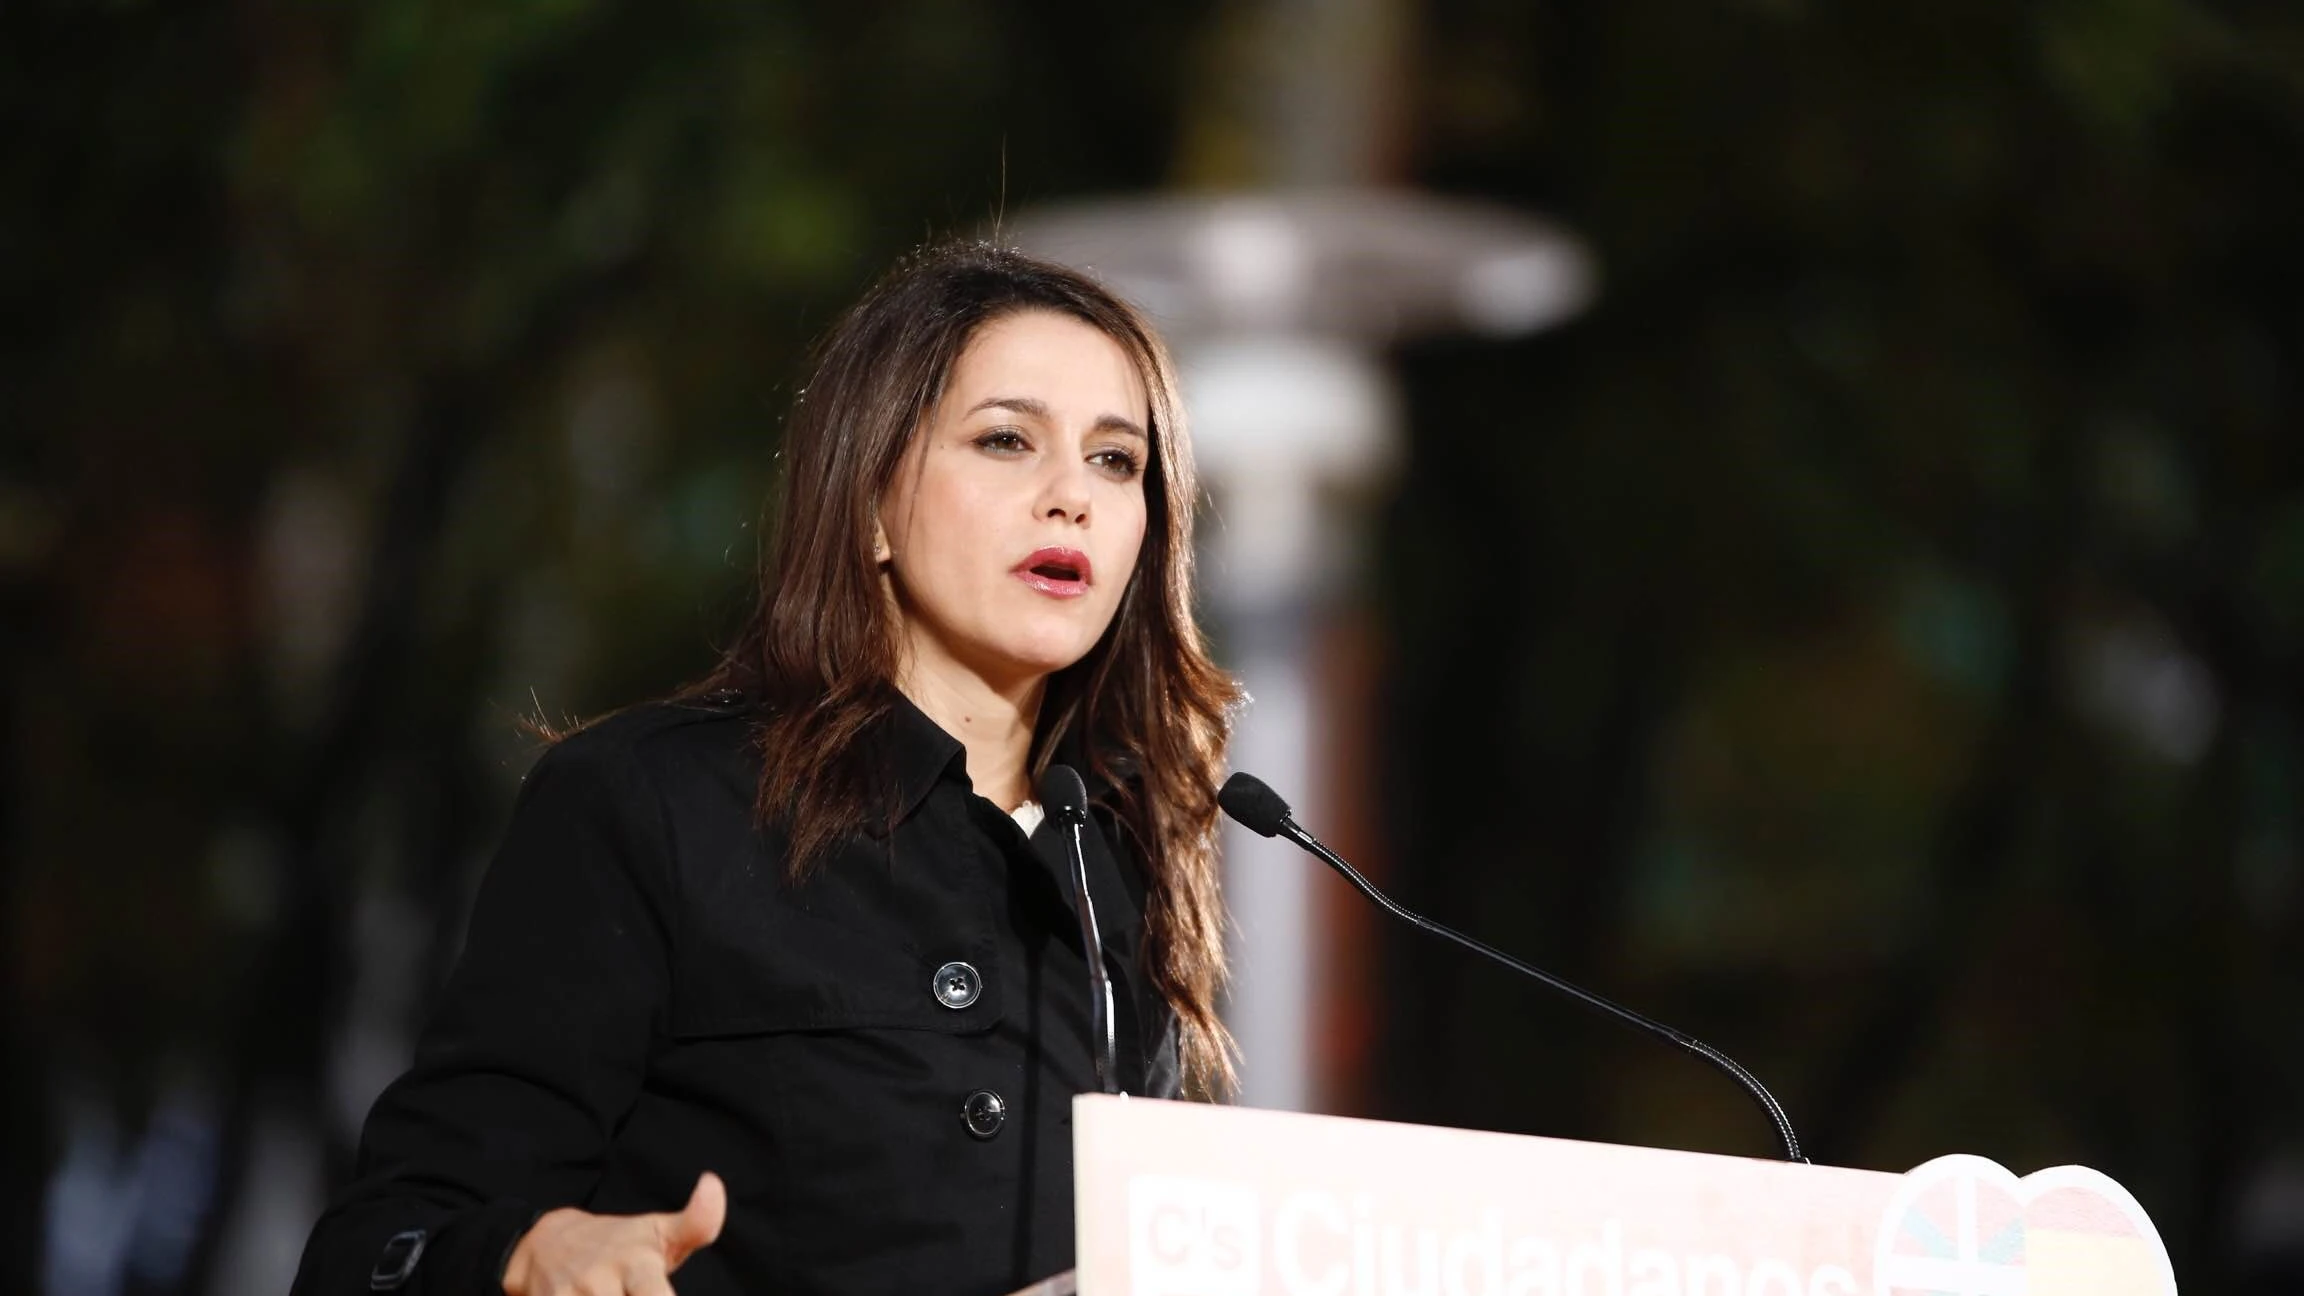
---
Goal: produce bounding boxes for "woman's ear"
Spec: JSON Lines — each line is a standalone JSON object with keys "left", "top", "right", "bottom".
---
{"left": 871, "top": 514, "right": 892, "bottom": 564}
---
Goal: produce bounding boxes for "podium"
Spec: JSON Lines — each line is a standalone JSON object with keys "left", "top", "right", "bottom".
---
{"left": 1031, "top": 1095, "right": 2176, "bottom": 1296}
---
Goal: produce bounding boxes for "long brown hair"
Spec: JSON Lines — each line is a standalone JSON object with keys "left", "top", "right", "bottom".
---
{"left": 689, "top": 240, "right": 1238, "bottom": 1096}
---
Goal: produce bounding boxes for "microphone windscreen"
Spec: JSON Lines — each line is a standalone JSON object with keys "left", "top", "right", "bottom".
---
{"left": 1037, "top": 763, "right": 1091, "bottom": 819}
{"left": 1217, "top": 772, "right": 1293, "bottom": 838}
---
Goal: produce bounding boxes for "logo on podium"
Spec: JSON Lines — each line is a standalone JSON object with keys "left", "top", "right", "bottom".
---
{"left": 1130, "top": 1173, "right": 1262, "bottom": 1296}
{"left": 1876, "top": 1155, "right": 2177, "bottom": 1296}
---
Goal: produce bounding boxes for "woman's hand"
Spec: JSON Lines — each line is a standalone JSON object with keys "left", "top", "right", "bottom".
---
{"left": 501, "top": 1172, "right": 726, "bottom": 1296}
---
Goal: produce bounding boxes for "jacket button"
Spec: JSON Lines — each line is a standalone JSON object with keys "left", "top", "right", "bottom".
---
{"left": 368, "top": 1229, "right": 427, "bottom": 1289}
{"left": 961, "top": 1088, "right": 1007, "bottom": 1139}
{"left": 932, "top": 961, "right": 982, "bottom": 1010}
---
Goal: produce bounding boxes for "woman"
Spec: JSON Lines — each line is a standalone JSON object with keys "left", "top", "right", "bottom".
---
{"left": 291, "top": 241, "right": 1238, "bottom": 1296}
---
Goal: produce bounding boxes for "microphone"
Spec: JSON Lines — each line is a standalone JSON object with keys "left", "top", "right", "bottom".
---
{"left": 1218, "top": 771, "right": 1806, "bottom": 1163}
{"left": 1039, "top": 764, "right": 1120, "bottom": 1095}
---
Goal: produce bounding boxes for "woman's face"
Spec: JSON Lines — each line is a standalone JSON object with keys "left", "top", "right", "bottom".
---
{"left": 879, "top": 309, "right": 1153, "bottom": 695}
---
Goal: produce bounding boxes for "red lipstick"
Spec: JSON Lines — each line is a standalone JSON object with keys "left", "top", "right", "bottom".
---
{"left": 1014, "top": 547, "right": 1093, "bottom": 598}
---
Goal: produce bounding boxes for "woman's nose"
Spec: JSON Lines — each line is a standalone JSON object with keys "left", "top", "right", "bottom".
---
{"left": 1037, "top": 455, "right": 1092, "bottom": 523}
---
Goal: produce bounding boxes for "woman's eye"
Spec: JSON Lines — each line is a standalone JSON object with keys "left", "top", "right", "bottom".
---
{"left": 975, "top": 428, "right": 1029, "bottom": 454}
{"left": 1090, "top": 448, "right": 1143, "bottom": 481}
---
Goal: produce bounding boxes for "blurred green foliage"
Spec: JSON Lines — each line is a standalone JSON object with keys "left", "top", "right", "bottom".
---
{"left": 3, "top": 1, "right": 1215, "bottom": 1288}
{"left": 1381, "top": 2, "right": 2304, "bottom": 1290}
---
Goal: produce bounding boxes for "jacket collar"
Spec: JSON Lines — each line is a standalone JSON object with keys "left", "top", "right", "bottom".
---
{"left": 882, "top": 691, "right": 970, "bottom": 827}
{"left": 877, "top": 690, "right": 1136, "bottom": 826}
{"left": 874, "top": 690, "right": 1150, "bottom": 979}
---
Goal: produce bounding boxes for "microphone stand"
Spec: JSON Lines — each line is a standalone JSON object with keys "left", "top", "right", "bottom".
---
{"left": 1044, "top": 766, "right": 1121, "bottom": 1095}
{"left": 1225, "top": 773, "right": 1805, "bottom": 1163}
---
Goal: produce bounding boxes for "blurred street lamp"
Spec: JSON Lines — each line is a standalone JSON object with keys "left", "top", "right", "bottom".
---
{"left": 1015, "top": 189, "right": 1594, "bottom": 1111}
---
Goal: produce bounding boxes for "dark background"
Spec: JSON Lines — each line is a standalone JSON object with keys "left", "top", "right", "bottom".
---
{"left": 6, "top": 1, "right": 2301, "bottom": 1292}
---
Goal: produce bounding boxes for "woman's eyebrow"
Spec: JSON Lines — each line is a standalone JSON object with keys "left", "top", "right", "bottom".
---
{"left": 965, "top": 395, "right": 1049, "bottom": 422}
{"left": 965, "top": 395, "right": 1147, "bottom": 441}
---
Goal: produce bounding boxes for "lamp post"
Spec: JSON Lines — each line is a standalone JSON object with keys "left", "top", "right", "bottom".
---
{"left": 1016, "top": 191, "right": 1593, "bottom": 1110}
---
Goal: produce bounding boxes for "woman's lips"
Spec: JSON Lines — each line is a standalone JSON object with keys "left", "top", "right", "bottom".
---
{"left": 1014, "top": 547, "right": 1092, "bottom": 598}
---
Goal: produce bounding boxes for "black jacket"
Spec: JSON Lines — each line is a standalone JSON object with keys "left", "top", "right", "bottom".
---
{"left": 291, "top": 692, "right": 1180, "bottom": 1296}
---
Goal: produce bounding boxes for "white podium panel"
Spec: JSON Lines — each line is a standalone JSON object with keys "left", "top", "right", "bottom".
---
{"left": 1065, "top": 1096, "right": 2176, "bottom": 1296}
